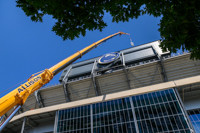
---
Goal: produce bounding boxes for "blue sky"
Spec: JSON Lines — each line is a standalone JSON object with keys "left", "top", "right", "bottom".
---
{"left": 0, "top": 1, "right": 161, "bottom": 97}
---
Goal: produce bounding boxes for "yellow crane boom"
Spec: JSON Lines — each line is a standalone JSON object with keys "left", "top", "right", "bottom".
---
{"left": 0, "top": 32, "right": 128, "bottom": 131}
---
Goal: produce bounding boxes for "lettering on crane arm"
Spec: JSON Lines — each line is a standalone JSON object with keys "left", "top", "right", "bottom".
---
{"left": 18, "top": 76, "right": 41, "bottom": 94}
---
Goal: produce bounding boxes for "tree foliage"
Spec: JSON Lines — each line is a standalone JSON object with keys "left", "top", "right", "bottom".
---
{"left": 16, "top": 0, "right": 200, "bottom": 59}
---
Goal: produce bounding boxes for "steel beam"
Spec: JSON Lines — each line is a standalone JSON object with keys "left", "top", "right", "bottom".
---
{"left": 54, "top": 111, "right": 58, "bottom": 133}
{"left": 91, "top": 60, "right": 101, "bottom": 96}
{"left": 34, "top": 90, "right": 45, "bottom": 108}
{"left": 63, "top": 84, "right": 71, "bottom": 102}
{"left": 123, "top": 68, "right": 131, "bottom": 89}
{"left": 152, "top": 46, "right": 168, "bottom": 82}
{"left": 158, "top": 57, "right": 168, "bottom": 82}
{"left": 129, "top": 97, "right": 139, "bottom": 133}
{"left": 21, "top": 117, "right": 26, "bottom": 133}
{"left": 174, "top": 88, "right": 195, "bottom": 132}
{"left": 62, "top": 66, "right": 72, "bottom": 102}
{"left": 91, "top": 76, "right": 101, "bottom": 96}
{"left": 121, "top": 53, "right": 131, "bottom": 89}
{"left": 0, "top": 105, "right": 21, "bottom": 132}
{"left": 90, "top": 105, "right": 93, "bottom": 133}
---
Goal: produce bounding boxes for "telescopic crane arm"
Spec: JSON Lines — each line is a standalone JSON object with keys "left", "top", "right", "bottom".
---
{"left": 0, "top": 32, "right": 128, "bottom": 131}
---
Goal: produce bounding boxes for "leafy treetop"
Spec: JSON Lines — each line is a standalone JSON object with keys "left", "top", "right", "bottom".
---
{"left": 16, "top": 0, "right": 200, "bottom": 59}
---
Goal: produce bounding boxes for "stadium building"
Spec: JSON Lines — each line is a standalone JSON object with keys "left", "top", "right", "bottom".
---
{"left": 1, "top": 40, "right": 200, "bottom": 133}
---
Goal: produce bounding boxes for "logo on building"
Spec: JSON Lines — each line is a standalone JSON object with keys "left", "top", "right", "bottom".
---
{"left": 98, "top": 52, "right": 120, "bottom": 64}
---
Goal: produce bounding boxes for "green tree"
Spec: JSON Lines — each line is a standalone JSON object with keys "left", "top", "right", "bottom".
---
{"left": 16, "top": 0, "right": 200, "bottom": 59}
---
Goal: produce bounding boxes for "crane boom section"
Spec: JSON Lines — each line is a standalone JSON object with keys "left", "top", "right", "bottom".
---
{"left": 0, "top": 69, "right": 53, "bottom": 116}
{"left": 0, "top": 32, "right": 127, "bottom": 118}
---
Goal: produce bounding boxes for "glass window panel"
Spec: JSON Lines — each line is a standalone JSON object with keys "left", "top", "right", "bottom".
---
{"left": 72, "top": 108, "right": 75, "bottom": 118}
{"left": 152, "top": 105, "right": 158, "bottom": 117}
{"left": 125, "top": 97, "right": 131, "bottom": 108}
{"left": 130, "top": 122, "right": 137, "bottom": 133}
{"left": 141, "top": 120, "right": 148, "bottom": 133}
{"left": 161, "top": 91, "right": 168, "bottom": 102}
{"left": 109, "top": 125, "right": 114, "bottom": 133}
{"left": 155, "top": 118, "right": 163, "bottom": 132}
{"left": 137, "top": 121, "right": 143, "bottom": 133}
{"left": 143, "top": 106, "right": 149, "bottom": 119}
{"left": 124, "top": 109, "right": 130, "bottom": 122}
{"left": 97, "top": 115, "right": 101, "bottom": 127}
{"left": 113, "top": 125, "right": 118, "bottom": 133}
{"left": 104, "top": 113, "right": 109, "bottom": 125}
{"left": 156, "top": 104, "right": 163, "bottom": 117}
{"left": 75, "top": 108, "right": 78, "bottom": 118}
{"left": 108, "top": 112, "right": 113, "bottom": 125}
{"left": 136, "top": 95, "right": 141, "bottom": 107}
{"left": 114, "top": 100, "right": 119, "bottom": 110}
{"left": 160, "top": 103, "right": 167, "bottom": 116}
{"left": 147, "top": 106, "right": 154, "bottom": 118}
{"left": 78, "top": 107, "right": 81, "bottom": 117}
{"left": 193, "top": 122, "right": 200, "bottom": 133}
{"left": 111, "top": 100, "right": 115, "bottom": 111}
{"left": 165, "top": 102, "right": 173, "bottom": 115}
{"left": 148, "top": 93, "right": 154, "bottom": 104}
{"left": 99, "top": 103, "right": 103, "bottom": 113}
{"left": 122, "top": 123, "right": 128, "bottom": 133}
{"left": 150, "top": 119, "right": 158, "bottom": 132}
{"left": 58, "top": 110, "right": 62, "bottom": 121}
{"left": 57, "top": 89, "right": 191, "bottom": 133}
{"left": 101, "top": 127, "right": 105, "bottom": 133}
{"left": 152, "top": 92, "right": 158, "bottom": 104}
{"left": 190, "top": 113, "right": 198, "bottom": 122}
{"left": 116, "top": 111, "right": 121, "bottom": 123}
{"left": 85, "top": 106, "right": 88, "bottom": 116}
{"left": 174, "top": 115, "right": 184, "bottom": 129}
{"left": 146, "top": 120, "right": 153, "bottom": 133}
{"left": 179, "top": 115, "right": 189, "bottom": 129}
{"left": 128, "top": 109, "right": 134, "bottom": 121}
{"left": 118, "top": 124, "right": 123, "bottom": 133}
{"left": 107, "top": 101, "right": 112, "bottom": 112}
{"left": 169, "top": 89, "right": 176, "bottom": 100}
{"left": 118, "top": 99, "right": 123, "bottom": 109}
{"left": 126, "top": 123, "right": 132, "bottom": 133}
{"left": 170, "top": 116, "right": 179, "bottom": 130}
{"left": 160, "top": 117, "right": 168, "bottom": 131}
{"left": 138, "top": 108, "right": 145, "bottom": 120}
{"left": 140, "top": 95, "right": 146, "bottom": 106}
{"left": 62, "top": 110, "right": 65, "bottom": 120}
{"left": 143, "top": 94, "right": 150, "bottom": 105}
{"left": 105, "top": 126, "right": 110, "bottom": 133}
{"left": 156, "top": 91, "right": 162, "bottom": 103}
{"left": 165, "top": 117, "right": 173, "bottom": 130}
{"left": 120, "top": 110, "right": 126, "bottom": 123}
{"left": 132, "top": 96, "right": 137, "bottom": 107}
{"left": 87, "top": 105, "right": 90, "bottom": 116}
{"left": 174, "top": 101, "right": 182, "bottom": 114}
{"left": 74, "top": 119, "right": 77, "bottom": 130}
{"left": 165, "top": 90, "right": 173, "bottom": 101}
{"left": 80, "top": 106, "right": 84, "bottom": 117}
{"left": 103, "top": 102, "right": 107, "bottom": 112}
{"left": 170, "top": 102, "right": 178, "bottom": 114}
{"left": 96, "top": 103, "right": 100, "bottom": 114}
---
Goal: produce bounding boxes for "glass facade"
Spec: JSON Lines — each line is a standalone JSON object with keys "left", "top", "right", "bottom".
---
{"left": 57, "top": 105, "right": 91, "bottom": 132}
{"left": 56, "top": 89, "right": 193, "bottom": 133}
{"left": 132, "top": 89, "right": 191, "bottom": 133}
{"left": 188, "top": 108, "right": 200, "bottom": 132}
{"left": 92, "top": 97, "right": 136, "bottom": 133}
